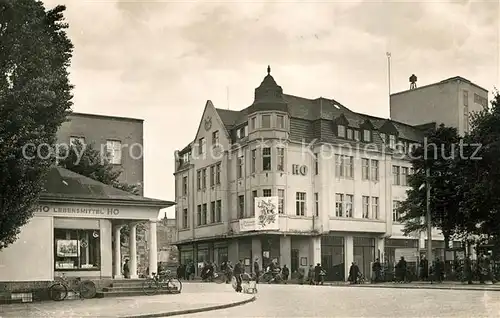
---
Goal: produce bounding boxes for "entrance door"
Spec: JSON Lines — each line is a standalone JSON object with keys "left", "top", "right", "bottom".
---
{"left": 321, "top": 236, "right": 345, "bottom": 281}
{"left": 291, "top": 249, "right": 299, "bottom": 273}
{"left": 353, "top": 237, "right": 375, "bottom": 278}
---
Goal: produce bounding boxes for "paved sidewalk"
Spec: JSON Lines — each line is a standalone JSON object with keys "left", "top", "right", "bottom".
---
{"left": 0, "top": 284, "right": 255, "bottom": 318}
{"left": 326, "top": 281, "right": 500, "bottom": 291}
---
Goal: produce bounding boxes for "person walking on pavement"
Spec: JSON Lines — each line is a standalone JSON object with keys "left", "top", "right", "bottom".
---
{"left": 464, "top": 255, "right": 473, "bottom": 284}
{"left": 253, "top": 258, "right": 260, "bottom": 283}
{"left": 348, "top": 262, "right": 360, "bottom": 284}
{"left": 281, "top": 265, "right": 290, "bottom": 284}
{"left": 395, "top": 257, "right": 407, "bottom": 283}
{"left": 420, "top": 255, "right": 429, "bottom": 281}
{"left": 307, "top": 265, "right": 315, "bottom": 285}
{"left": 372, "top": 258, "right": 382, "bottom": 283}
{"left": 233, "top": 259, "right": 243, "bottom": 292}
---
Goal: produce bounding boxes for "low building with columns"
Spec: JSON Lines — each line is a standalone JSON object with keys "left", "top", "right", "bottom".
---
{"left": 173, "top": 67, "right": 460, "bottom": 281}
{"left": 0, "top": 166, "right": 174, "bottom": 287}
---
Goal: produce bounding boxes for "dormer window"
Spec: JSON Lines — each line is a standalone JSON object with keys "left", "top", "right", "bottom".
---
{"left": 338, "top": 125, "right": 346, "bottom": 138}
{"left": 354, "top": 130, "right": 360, "bottom": 141}
{"left": 347, "top": 129, "right": 353, "bottom": 140}
{"left": 277, "top": 115, "right": 285, "bottom": 129}
{"left": 363, "top": 130, "right": 371, "bottom": 142}
{"left": 262, "top": 115, "right": 271, "bottom": 128}
{"left": 182, "top": 152, "right": 190, "bottom": 163}
{"left": 236, "top": 125, "right": 248, "bottom": 139}
{"left": 380, "top": 133, "right": 386, "bottom": 143}
{"left": 389, "top": 135, "right": 396, "bottom": 149}
{"left": 250, "top": 117, "right": 256, "bottom": 130}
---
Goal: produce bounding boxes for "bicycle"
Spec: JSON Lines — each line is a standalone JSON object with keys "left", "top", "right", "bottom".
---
{"left": 142, "top": 270, "right": 182, "bottom": 295}
{"left": 48, "top": 273, "right": 97, "bottom": 301}
{"left": 213, "top": 271, "right": 230, "bottom": 284}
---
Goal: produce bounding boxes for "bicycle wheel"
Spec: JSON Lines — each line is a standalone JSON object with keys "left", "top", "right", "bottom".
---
{"left": 167, "top": 278, "right": 182, "bottom": 293}
{"left": 142, "top": 278, "right": 158, "bottom": 295}
{"left": 79, "top": 280, "right": 97, "bottom": 299}
{"left": 48, "top": 283, "right": 68, "bottom": 301}
{"left": 214, "top": 273, "right": 225, "bottom": 284}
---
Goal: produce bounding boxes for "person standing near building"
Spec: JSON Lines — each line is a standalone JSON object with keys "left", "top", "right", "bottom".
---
{"left": 395, "top": 257, "right": 407, "bottom": 283}
{"left": 372, "top": 258, "right": 382, "bottom": 283}
{"left": 281, "top": 265, "right": 290, "bottom": 284}
{"left": 253, "top": 258, "right": 260, "bottom": 283}
{"left": 123, "top": 259, "right": 130, "bottom": 279}
{"left": 464, "top": 255, "right": 473, "bottom": 284}
{"left": 419, "top": 255, "right": 429, "bottom": 281}
{"left": 233, "top": 259, "right": 243, "bottom": 292}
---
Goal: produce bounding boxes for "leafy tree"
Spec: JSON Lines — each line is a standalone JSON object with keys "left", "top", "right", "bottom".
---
{"left": 0, "top": 1, "right": 73, "bottom": 250}
{"left": 398, "top": 124, "right": 464, "bottom": 246}
{"left": 58, "top": 141, "right": 144, "bottom": 244}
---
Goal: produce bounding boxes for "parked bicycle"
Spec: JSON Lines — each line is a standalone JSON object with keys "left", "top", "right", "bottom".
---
{"left": 48, "top": 273, "right": 97, "bottom": 301}
{"left": 142, "top": 270, "right": 182, "bottom": 295}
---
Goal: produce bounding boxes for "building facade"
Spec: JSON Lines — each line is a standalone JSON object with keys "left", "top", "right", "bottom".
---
{"left": 390, "top": 76, "right": 489, "bottom": 136}
{"left": 173, "top": 67, "right": 453, "bottom": 281}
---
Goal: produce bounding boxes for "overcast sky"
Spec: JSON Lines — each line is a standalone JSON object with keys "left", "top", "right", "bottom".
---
{"left": 43, "top": 0, "right": 499, "bottom": 218}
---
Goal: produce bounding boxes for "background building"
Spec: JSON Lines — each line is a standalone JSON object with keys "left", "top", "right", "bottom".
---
{"left": 173, "top": 67, "right": 460, "bottom": 281}
{"left": 390, "top": 76, "right": 489, "bottom": 136}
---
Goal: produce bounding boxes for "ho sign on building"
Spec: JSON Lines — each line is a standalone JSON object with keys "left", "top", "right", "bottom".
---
{"left": 239, "top": 196, "right": 279, "bottom": 232}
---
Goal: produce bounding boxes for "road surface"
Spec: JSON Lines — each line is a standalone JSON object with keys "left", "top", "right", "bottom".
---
{"left": 180, "top": 284, "right": 500, "bottom": 317}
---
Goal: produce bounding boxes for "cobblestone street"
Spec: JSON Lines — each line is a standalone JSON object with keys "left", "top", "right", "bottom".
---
{"left": 182, "top": 284, "right": 500, "bottom": 317}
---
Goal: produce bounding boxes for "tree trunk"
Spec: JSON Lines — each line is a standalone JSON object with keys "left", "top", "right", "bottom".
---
{"left": 444, "top": 233, "right": 449, "bottom": 280}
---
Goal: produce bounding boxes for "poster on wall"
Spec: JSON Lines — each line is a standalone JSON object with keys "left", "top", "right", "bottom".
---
{"left": 254, "top": 196, "right": 279, "bottom": 231}
{"left": 239, "top": 218, "right": 255, "bottom": 232}
{"left": 56, "top": 239, "right": 79, "bottom": 257}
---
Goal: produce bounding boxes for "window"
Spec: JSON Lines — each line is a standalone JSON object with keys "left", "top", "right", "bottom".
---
{"left": 215, "top": 200, "right": 222, "bottom": 222}
{"left": 371, "top": 160, "right": 379, "bottom": 181}
{"left": 237, "top": 156, "right": 244, "bottom": 179}
{"left": 401, "top": 167, "right": 409, "bottom": 186}
{"left": 347, "top": 129, "right": 353, "bottom": 140}
{"left": 69, "top": 136, "right": 85, "bottom": 147}
{"left": 198, "top": 138, "right": 205, "bottom": 155}
{"left": 210, "top": 166, "right": 215, "bottom": 186}
{"left": 215, "top": 163, "right": 221, "bottom": 184}
{"left": 182, "top": 152, "right": 190, "bottom": 164}
{"left": 345, "top": 156, "right": 354, "bottom": 178}
{"left": 372, "top": 197, "right": 379, "bottom": 219}
{"left": 362, "top": 158, "right": 370, "bottom": 180}
{"left": 362, "top": 196, "right": 370, "bottom": 219}
{"left": 354, "top": 130, "right": 360, "bottom": 141}
{"left": 277, "top": 148, "right": 285, "bottom": 171}
{"left": 197, "top": 205, "right": 201, "bottom": 226}
{"left": 210, "top": 201, "right": 215, "bottom": 223}
{"left": 106, "top": 140, "right": 122, "bottom": 164}
{"left": 379, "top": 133, "right": 386, "bottom": 143}
{"left": 262, "top": 147, "right": 271, "bottom": 171}
{"left": 238, "top": 195, "right": 245, "bottom": 218}
{"left": 202, "top": 168, "right": 207, "bottom": 188}
{"left": 463, "top": 90, "right": 469, "bottom": 106}
{"left": 314, "top": 193, "right": 319, "bottom": 217}
{"left": 345, "top": 194, "right": 353, "bottom": 218}
{"left": 262, "top": 115, "right": 271, "bottom": 128}
{"left": 182, "top": 176, "right": 188, "bottom": 195}
{"left": 202, "top": 204, "right": 207, "bottom": 225}
{"left": 278, "top": 189, "right": 285, "bottom": 214}
{"left": 392, "top": 200, "right": 402, "bottom": 222}
{"left": 182, "top": 209, "right": 188, "bottom": 229}
{"left": 314, "top": 153, "right": 318, "bottom": 175}
{"left": 54, "top": 229, "right": 101, "bottom": 270}
{"left": 295, "top": 192, "right": 306, "bottom": 216}
{"left": 464, "top": 106, "right": 469, "bottom": 133}
{"left": 252, "top": 190, "right": 258, "bottom": 216}
{"left": 392, "top": 166, "right": 400, "bottom": 185}
{"left": 236, "top": 126, "right": 248, "bottom": 139}
{"left": 196, "top": 170, "right": 201, "bottom": 190}
{"left": 263, "top": 189, "right": 272, "bottom": 197}
{"left": 335, "top": 193, "right": 343, "bottom": 217}
{"left": 335, "top": 155, "right": 343, "bottom": 177}
{"left": 277, "top": 115, "right": 285, "bottom": 129}
{"left": 251, "top": 149, "right": 256, "bottom": 173}
{"left": 337, "top": 125, "right": 346, "bottom": 138}
{"left": 389, "top": 135, "right": 396, "bottom": 149}
{"left": 251, "top": 117, "right": 256, "bottom": 130}
{"left": 363, "top": 130, "right": 371, "bottom": 142}
{"left": 212, "top": 130, "right": 219, "bottom": 145}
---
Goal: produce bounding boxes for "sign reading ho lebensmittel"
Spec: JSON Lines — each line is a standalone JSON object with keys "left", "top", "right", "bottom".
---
{"left": 254, "top": 196, "right": 279, "bottom": 231}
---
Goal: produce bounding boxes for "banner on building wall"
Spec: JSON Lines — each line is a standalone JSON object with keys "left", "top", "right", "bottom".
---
{"left": 239, "top": 218, "right": 255, "bottom": 232}
{"left": 395, "top": 248, "right": 418, "bottom": 262}
{"left": 254, "top": 196, "right": 279, "bottom": 231}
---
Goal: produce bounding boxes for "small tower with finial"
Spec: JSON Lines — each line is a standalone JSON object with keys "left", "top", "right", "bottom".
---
{"left": 409, "top": 74, "right": 417, "bottom": 90}
{"left": 267, "top": 65, "right": 271, "bottom": 75}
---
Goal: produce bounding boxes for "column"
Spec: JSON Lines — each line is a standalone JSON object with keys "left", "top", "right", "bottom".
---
{"left": 148, "top": 220, "right": 158, "bottom": 277}
{"left": 251, "top": 237, "right": 262, "bottom": 272}
{"left": 310, "top": 236, "right": 321, "bottom": 266}
{"left": 344, "top": 236, "right": 354, "bottom": 281}
{"left": 129, "top": 223, "right": 138, "bottom": 279}
{"left": 279, "top": 235, "right": 291, "bottom": 268}
{"left": 113, "top": 225, "right": 123, "bottom": 279}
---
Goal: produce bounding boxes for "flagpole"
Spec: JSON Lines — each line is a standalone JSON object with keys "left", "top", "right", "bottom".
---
{"left": 386, "top": 52, "right": 392, "bottom": 104}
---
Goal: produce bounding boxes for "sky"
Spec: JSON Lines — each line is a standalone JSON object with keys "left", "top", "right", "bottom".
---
{"left": 42, "top": 0, "right": 500, "bottom": 218}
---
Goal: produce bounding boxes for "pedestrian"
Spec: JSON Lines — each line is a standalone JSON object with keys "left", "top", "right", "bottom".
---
{"left": 348, "top": 262, "right": 360, "bottom": 284}
{"left": 233, "top": 259, "right": 243, "bottom": 292}
{"left": 464, "top": 255, "right": 473, "bottom": 284}
{"left": 372, "top": 258, "right": 382, "bottom": 283}
{"left": 282, "top": 265, "right": 290, "bottom": 284}
{"left": 123, "top": 259, "right": 130, "bottom": 279}
{"left": 395, "top": 257, "right": 407, "bottom": 283}
{"left": 434, "top": 257, "right": 443, "bottom": 283}
{"left": 253, "top": 258, "right": 260, "bottom": 283}
{"left": 307, "top": 265, "right": 315, "bottom": 285}
{"left": 420, "top": 255, "right": 429, "bottom": 281}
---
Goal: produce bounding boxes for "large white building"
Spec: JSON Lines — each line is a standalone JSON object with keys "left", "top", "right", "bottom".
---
{"left": 173, "top": 67, "right": 471, "bottom": 281}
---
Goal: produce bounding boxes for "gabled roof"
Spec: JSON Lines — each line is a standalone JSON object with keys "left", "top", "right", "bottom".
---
{"left": 41, "top": 166, "right": 175, "bottom": 208}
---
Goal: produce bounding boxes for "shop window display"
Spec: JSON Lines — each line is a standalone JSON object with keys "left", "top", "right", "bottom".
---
{"left": 54, "top": 229, "right": 101, "bottom": 270}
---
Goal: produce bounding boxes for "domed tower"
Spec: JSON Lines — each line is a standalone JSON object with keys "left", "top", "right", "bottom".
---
{"left": 247, "top": 66, "right": 289, "bottom": 140}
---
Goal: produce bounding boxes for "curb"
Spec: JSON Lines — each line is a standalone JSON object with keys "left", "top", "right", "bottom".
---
{"left": 123, "top": 295, "right": 256, "bottom": 318}
{"left": 329, "top": 284, "right": 500, "bottom": 292}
